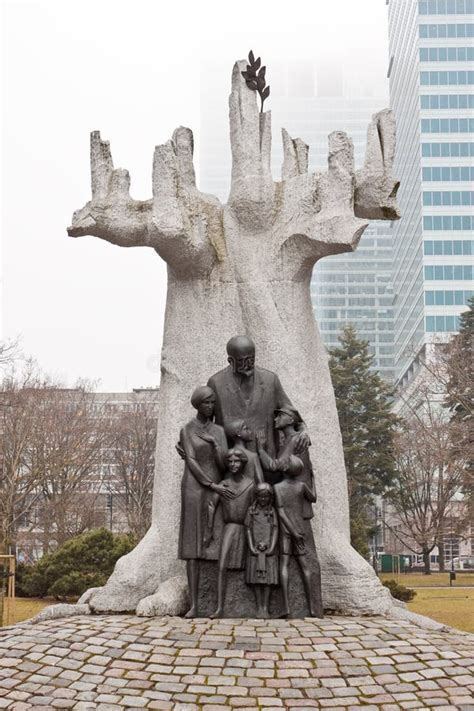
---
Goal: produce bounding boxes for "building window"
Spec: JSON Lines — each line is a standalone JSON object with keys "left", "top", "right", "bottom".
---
{"left": 421, "top": 118, "right": 474, "bottom": 132}
{"left": 426, "top": 315, "right": 460, "bottom": 332}
{"left": 420, "top": 71, "right": 474, "bottom": 86}
{"left": 419, "top": 0, "right": 474, "bottom": 12}
{"left": 425, "top": 290, "right": 473, "bottom": 305}
{"left": 424, "top": 240, "right": 473, "bottom": 255}
{"left": 423, "top": 191, "right": 474, "bottom": 206}
{"left": 423, "top": 215, "right": 474, "bottom": 230}
{"left": 424, "top": 264, "right": 473, "bottom": 279}
{"left": 419, "top": 23, "right": 474, "bottom": 37}
{"left": 420, "top": 94, "right": 474, "bottom": 109}
{"left": 422, "top": 166, "right": 474, "bottom": 181}
{"left": 420, "top": 46, "right": 474, "bottom": 61}
{"left": 421, "top": 142, "right": 474, "bottom": 157}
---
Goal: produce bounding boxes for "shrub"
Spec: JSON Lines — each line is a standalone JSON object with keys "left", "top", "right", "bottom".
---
{"left": 382, "top": 578, "right": 417, "bottom": 602}
{"left": 13, "top": 562, "right": 33, "bottom": 598}
{"left": 17, "top": 528, "right": 135, "bottom": 600}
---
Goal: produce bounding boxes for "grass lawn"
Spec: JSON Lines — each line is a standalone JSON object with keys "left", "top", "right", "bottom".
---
{"left": 380, "top": 571, "right": 474, "bottom": 587}
{"left": 2, "top": 597, "right": 52, "bottom": 626}
{"left": 407, "top": 587, "right": 474, "bottom": 633}
{"left": 380, "top": 573, "right": 474, "bottom": 633}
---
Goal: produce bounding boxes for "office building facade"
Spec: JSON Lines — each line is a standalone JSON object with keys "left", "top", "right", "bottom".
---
{"left": 388, "top": 0, "right": 473, "bottom": 388}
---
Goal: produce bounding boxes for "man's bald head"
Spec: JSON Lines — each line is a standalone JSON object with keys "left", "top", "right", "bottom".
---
{"left": 226, "top": 335, "right": 256, "bottom": 377}
{"left": 226, "top": 336, "right": 255, "bottom": 358}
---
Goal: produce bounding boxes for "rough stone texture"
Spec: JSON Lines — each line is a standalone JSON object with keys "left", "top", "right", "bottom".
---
{"left": 136, "top": 576, "right": 189, "bottom": 617}
{"left": 355, "top": 109, "right": 400, "bottom": 220}
{"left": 67, "top": 59, "right": 400, "bottom": 616}
{"left": 77, "top": 587, "right": 103, "bottom": 605}
{"left": 1, "top": 614, "right": 473, "bottom": 709}
{"left": 29, "top": 604, "right": 90, "bottom": 623}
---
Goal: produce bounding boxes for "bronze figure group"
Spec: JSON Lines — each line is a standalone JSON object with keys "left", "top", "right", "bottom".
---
{"left": 177, "top": 336, "right": 323, "bottom": 619}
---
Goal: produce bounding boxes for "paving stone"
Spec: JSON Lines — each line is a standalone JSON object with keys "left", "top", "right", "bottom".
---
{"left": 28, "top": 698, "right": 54, "bottom": 706}
{"left": 0, "top": 614, "right": 473, "bottom": 710}
{"left": 120, "top": 697, "right": 148, "bottom": 707}
{"left": 50, "top": 700, "right": 76, "bottom": 708}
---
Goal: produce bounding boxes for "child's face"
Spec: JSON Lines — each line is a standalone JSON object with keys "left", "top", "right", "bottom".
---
{"left": 238, "top": 423, "right": 253, "bottom": 442}
{"left": 274, "top": 411, "right": 294, "bottom": 430}
{"left": 257, "top": 490, "right": 272, "bottom": 507}
{"left": 227, "top": 454, "right": 243, "bottom": 474}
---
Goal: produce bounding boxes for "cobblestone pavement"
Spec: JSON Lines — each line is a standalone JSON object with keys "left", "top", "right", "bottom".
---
{"left": 0, "top": 615, "right": 473, "bottom": 710}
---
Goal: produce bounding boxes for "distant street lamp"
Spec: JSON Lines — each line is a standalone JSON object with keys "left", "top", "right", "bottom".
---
{"left": 106, "top": 492, "right": 113, "bottom": 532}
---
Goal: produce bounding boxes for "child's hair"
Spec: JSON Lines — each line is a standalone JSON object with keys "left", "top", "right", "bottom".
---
{"left": 224, "top": 419, "right": 246, "bottom": 441}
{"left": 225, "top": 446, "right": 248, "bottom": 464}
{"left": 287, "top": 455, "right": 304, "bottom": 476}
{"left": 274, "top": 404, "right": 302, "bottom": 424}
{"left": 255, "top": 482, "right": 273, "bottom": 500}
{"left": 248, "top": 482, "right": 274, "bottom": 518}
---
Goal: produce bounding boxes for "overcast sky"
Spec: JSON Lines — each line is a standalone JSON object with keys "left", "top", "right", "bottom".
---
{"left": 2, "top": 0, "right": 390, "bottom": 391}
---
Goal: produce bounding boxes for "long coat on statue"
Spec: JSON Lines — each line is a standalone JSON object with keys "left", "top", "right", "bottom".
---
{"left": 207, "top": 366, "right": 291, "bottom": 458}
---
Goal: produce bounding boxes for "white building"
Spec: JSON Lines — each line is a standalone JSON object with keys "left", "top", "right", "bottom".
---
{"left": 14, "top": 387, "right": 159, "bottom": 562}
{"left": 388, "top": 0, "right": 473, "bottom": 393}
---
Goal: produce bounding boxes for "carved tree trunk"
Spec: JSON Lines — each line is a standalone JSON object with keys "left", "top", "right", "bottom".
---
{"left": 68, "top": 60, "right": 400, "bottom": 615}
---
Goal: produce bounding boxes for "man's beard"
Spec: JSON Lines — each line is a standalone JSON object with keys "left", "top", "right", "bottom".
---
{"left": 237, "top": 368, "right": 254, "bottom": 378}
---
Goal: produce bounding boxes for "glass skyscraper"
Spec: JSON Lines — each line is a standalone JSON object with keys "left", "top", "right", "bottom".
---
{"left": 388, "top": 0, "right": 474, "bottom": 388}
{"left": 200, "top": 59, "right": 396, "bottom": 381}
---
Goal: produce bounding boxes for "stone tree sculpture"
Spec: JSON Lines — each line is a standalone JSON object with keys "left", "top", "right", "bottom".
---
{"left": 68, "top": 59, "right": 400, "bottom": 615}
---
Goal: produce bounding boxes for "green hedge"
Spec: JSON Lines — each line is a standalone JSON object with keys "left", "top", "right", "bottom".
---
{"left": 16, "top": 528, "right": 135, "bottom": 600}
{"left": 382, "top": 578, "right": 417, "bottom": 602}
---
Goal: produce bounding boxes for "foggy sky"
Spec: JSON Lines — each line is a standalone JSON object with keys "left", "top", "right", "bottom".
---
{"left": 2, "top": 0, "right": 389, "bottom": 390}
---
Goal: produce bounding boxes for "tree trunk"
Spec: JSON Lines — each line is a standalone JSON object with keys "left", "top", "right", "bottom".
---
{"left": 423, "top": 549, "right": 431, "bottom": 575}
{"left": 438, "top": 538, "right": 445, "bottom": 572}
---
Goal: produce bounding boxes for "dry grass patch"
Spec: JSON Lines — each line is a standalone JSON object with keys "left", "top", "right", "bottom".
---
{"left": 407, "top": 587, "right": 474, "bottom": 633}
{"left": 380, "top": 572, "right": 474, "bottom": 587}
{"left": 2, "top": 598, "right": 52, "bottom": 626}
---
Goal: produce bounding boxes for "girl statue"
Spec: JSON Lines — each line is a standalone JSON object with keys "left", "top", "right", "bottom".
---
{"left": 244, "top": 482, "right": 279, "bottom": 618}
{"left": 205, "top": 447, "right": 255, "bottom": 618}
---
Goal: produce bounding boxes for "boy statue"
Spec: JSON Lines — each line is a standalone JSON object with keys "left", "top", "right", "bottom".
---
{"left": 258, "top": 404, "right": 323, "bottom": 617}
{"left": 274, "top": 455, "right": 323, "bottom": 618}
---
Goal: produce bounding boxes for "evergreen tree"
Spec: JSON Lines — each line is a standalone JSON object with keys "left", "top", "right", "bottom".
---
{"left": 445, "top": 295, "right": 473, "bottom": 421}
{"left": 17, "top": 528, "right": 135, "bottom": 599}
{"left": 329, "top": 325, "right": 398, "bottom": 557}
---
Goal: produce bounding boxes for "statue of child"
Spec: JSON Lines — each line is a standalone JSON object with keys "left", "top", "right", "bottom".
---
{"left": 274, "top": 455, "right": 323, "bottom": 618}
{"left": 225, "top": 419, "right": 264, "bottom": 483}
{"left": 205, "top": 447, "right": 255, "bottom": 618}
{"left": 244, "top": 483, "right": 279, "bottom": 618}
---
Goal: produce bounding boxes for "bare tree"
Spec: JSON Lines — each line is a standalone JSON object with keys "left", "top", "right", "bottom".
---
{"left": 28, "top": 384, "right": 110, "bottom": 552}
{"left": 0, "top": 338, "right": 20, "bottom": 371}
{"left": 0, "top": 362, "right": 48, "bottom": 553}
{"left": 388, "top": 400, "right": 468, "bottom": 574}
{"left": 413, "top": 341, "right": 473, "bottom": 425}
{"left": 400, "top": 304, "right": 473, "bottom": 561}
{"left": 109, "top": 402, "right": 157, "bottom": 540}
